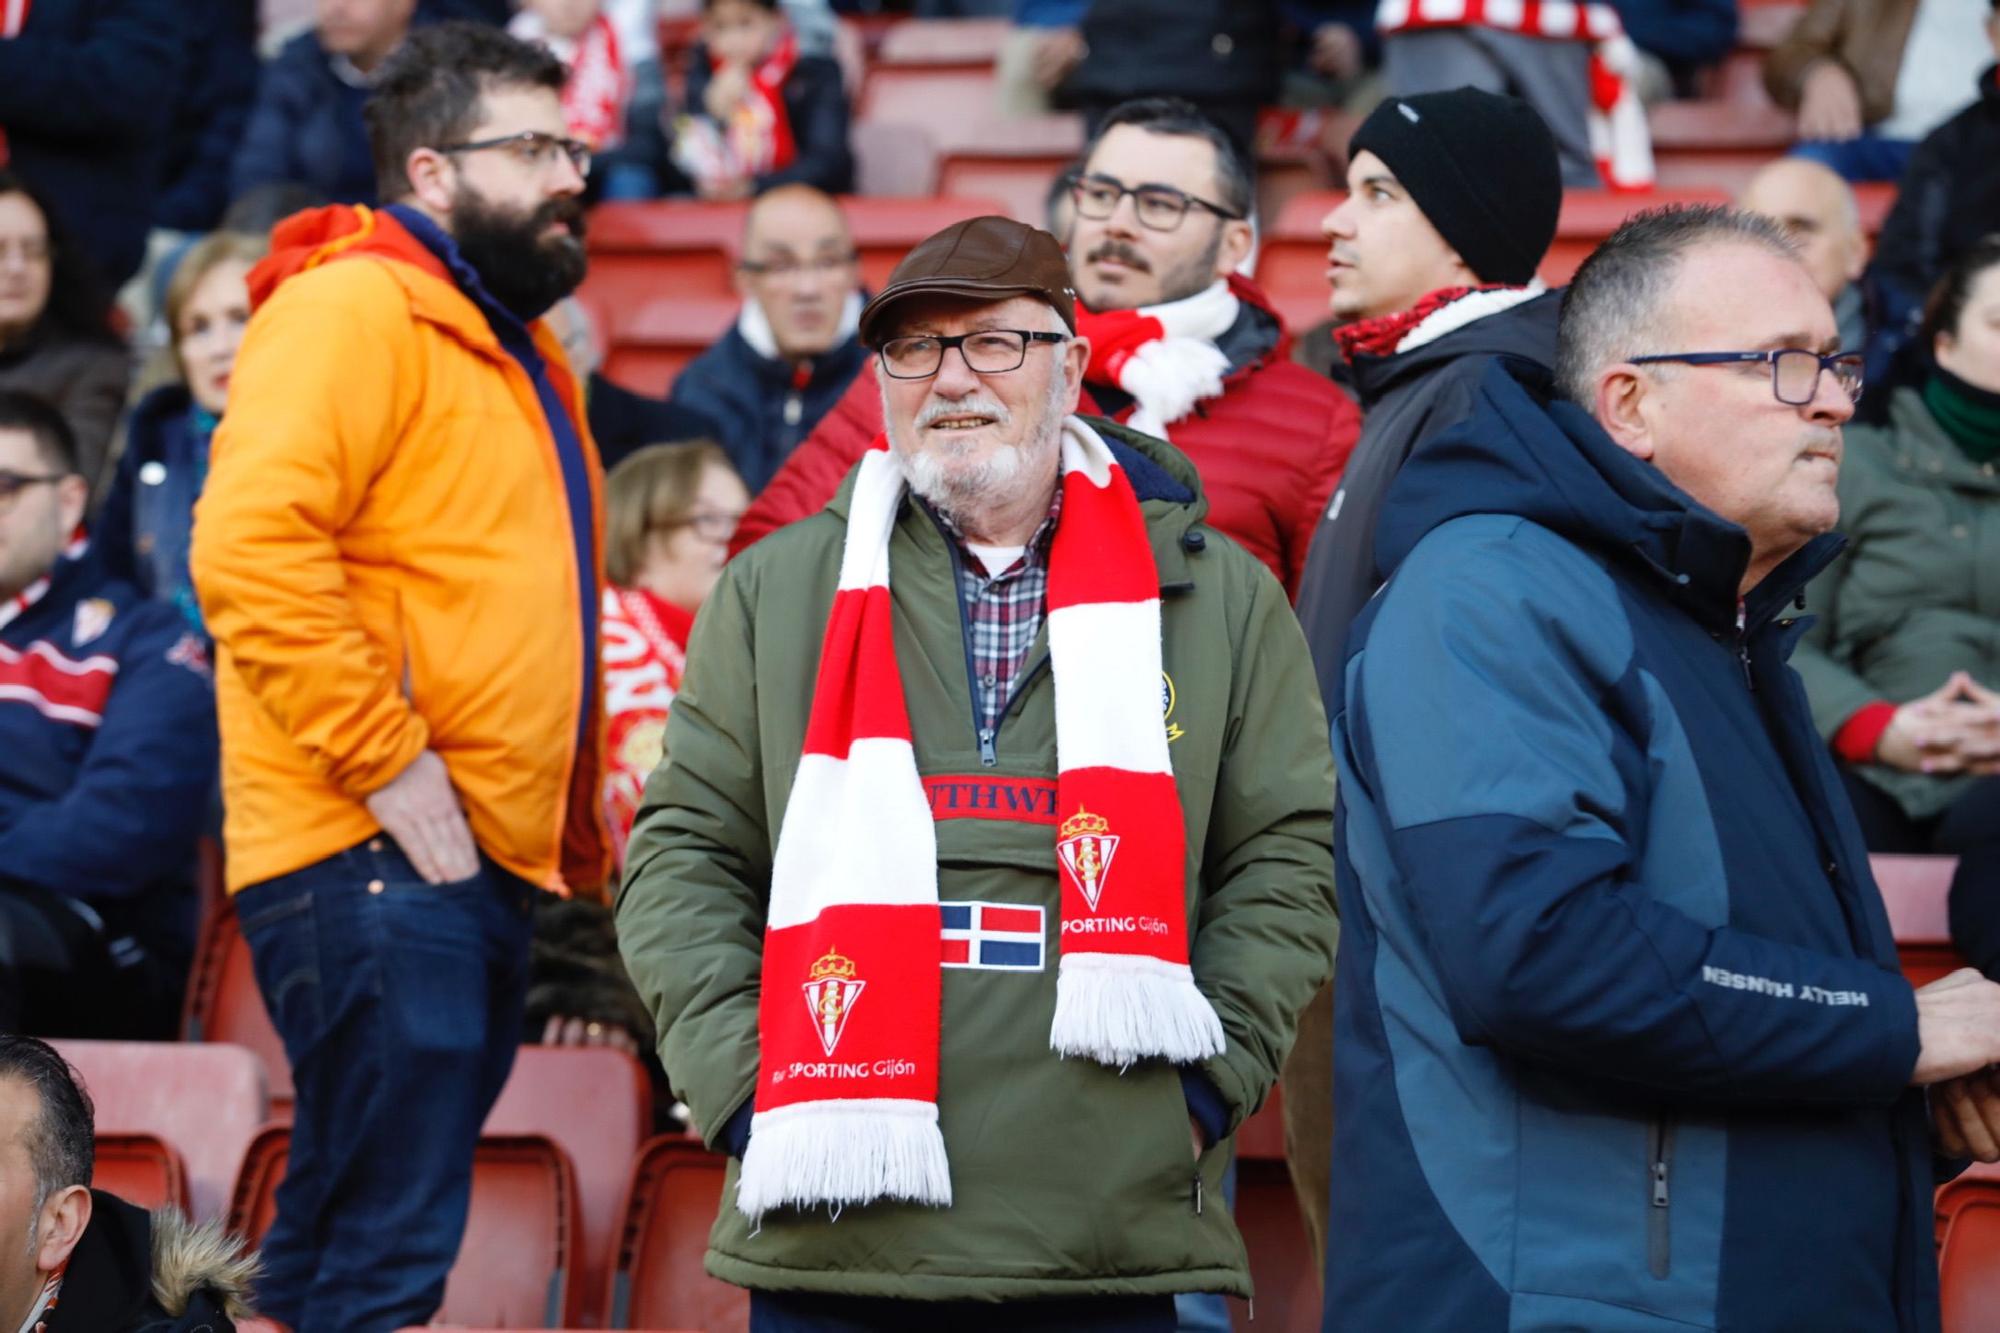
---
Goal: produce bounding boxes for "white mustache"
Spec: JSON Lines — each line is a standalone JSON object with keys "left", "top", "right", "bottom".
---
{"left": 917, "top": 396, "right": 1010, "bottom": 428}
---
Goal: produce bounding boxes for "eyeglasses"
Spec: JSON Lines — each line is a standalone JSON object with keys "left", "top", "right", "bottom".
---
{"left": 1065, "top": 172, "right": 1244, "bottom": 231}
{"left": 738, "top": 253, "right": 859, "bottom": 281}
{"left": 663, "top": 509, "right": 744, "bottom": 542}
{"left": 435, "top": 131, "right": 592, "bottom": 178}
{"left": 1629, "top": 349, "right": 1865, "bottom": 407}
{"left": 878, "top": 330, "right": 1068, "bottom": 380}
{"left": 0, "top": 470, "right": 66, "bottom": 503}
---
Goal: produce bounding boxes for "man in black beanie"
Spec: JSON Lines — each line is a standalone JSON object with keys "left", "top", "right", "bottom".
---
{"left": 1283, "top": 85, "right": 1565, "bottom": 1267}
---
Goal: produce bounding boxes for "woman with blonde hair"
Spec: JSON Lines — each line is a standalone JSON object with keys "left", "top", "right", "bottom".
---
{"left": 98, "top": 230, "right": 267, "bottom": 633}
{"left": 601, "top": 440, "right": 749, "bottom": 859}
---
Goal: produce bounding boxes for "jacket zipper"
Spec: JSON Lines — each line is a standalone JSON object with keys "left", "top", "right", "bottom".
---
{"left": 1647, "top": 1115, "right": 1674, "bottom": 1279}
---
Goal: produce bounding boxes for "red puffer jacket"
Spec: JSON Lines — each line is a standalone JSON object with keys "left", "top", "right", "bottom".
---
{"left": 730, "top": 275, "right": 1359, "bottom": 601}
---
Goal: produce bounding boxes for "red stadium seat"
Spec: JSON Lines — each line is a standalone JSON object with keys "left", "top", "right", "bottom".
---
{"left": 856, "top": 68, "right": 999, "bottom": 154}
{"left": 1232, "top": 1086, "right": 1319, "bottom": 1331}
{"left": 1648, "top": 101, "right": 1795, "bottom": 193}
{"left": 1939, "top": 1175, "right": 2000, "bottom": 1333}
{"left": 181, "top": 900, "right": 294, "bottom": 1110}
{"left": 230, "top": 1128, "right": 585, "bottom": 1327}
{"left": 55, "top": 1040, "right": 266, "bottom": 1223}
{"left": 94, "top": 1133, "right": 188, "bottom": 1213}
{"left": 601, "top": 293, "right": 742, "bottom": 397}
{"left": 1874, "top": 854, "right": 1967, "bottom": 987}
{"left": 488, "top": 1046, "right": 654, "bottom": 1330}
{"left": 937, "top": 115, "right": 1087, "bottom": 227}
{"left": 874, "top": 18, "right": 1008, "bottom": 65}
{"left": 610, "top": 1136, "right": 748, "bottom": 1333}
{"left": 854, "top": 121, "right": 941, "bottom": 197}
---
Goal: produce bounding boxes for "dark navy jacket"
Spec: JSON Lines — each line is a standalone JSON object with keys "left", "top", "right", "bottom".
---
{"left": 229, "top": 29, "right": 378, "bottom": 207}
{"left": 155, "top": 0, "right": 258, "bottom": 234}
{"left": 667, "top": 316, "right": 866, "bottom": 494}
{"left": 1328, "top": 358, "right": 1939, "bottom": 1332}
{"left": 96, "top": 383, "right": 210, "bottom": 634}
{"left": 0, "top": 544, "right": 215, "bottom": 939}
{"left": 0, "top": 0, "right": 183, "bottom": 285}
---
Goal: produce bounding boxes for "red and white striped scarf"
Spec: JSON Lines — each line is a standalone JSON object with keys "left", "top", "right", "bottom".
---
{"left": 1375, "top": 0, "right": 1655, "bottom": 190}
{"left": 1076, "top": 280, "right": 1240, "bottom": 442}
{"left": 737, "top": 419, "right": 1222, "bottom": 1221}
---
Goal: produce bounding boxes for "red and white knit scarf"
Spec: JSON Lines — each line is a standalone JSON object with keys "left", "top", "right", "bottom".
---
{"left": 560, "top": 15, "right": 629, "bottom": 150}
{"left": 737, "top": 419, "right": 1222, "bottom": 1221}
{"left": 1076, "top": 280, "right": 1239, "bottom": 441}
{"left": 1334, "top": 282, "right": 1545, "bottom": 362}
{"left": 1375, "top": 0, "right": 1655, "bottom": 190}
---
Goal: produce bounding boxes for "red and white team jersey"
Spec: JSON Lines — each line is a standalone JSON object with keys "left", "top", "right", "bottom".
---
{"left": 600, "top": 585, "right": 691, "bottom": 864}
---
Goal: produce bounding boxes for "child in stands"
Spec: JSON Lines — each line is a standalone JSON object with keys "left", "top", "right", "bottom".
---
{"left": 509, "top": 0, "right": 668, "bottom": 198}
{"left": 670, "top": 0, "right": 853, "bottom": 200}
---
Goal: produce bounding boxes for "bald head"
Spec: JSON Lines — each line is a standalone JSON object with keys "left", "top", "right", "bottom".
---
{"left": 735, "top": 185, "right": 859, "bottom": 362}
{"left": 1737, "top": 158, "right": 1865, "bottom": 304}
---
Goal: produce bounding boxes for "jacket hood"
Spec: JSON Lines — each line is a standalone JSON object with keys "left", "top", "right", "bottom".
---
{"left": 148, "top": 1205, "right": 259, "bottom": 1320}
{"left": 1349, "top": 287, "right": 1564, "bottom": 409}
{"left": 249, "top": 203, "right": 451, "bottom": 310}
{"left": 1221, "top": 272, "right": 1292, "bottom": 371}
{"left": 1377, "top": 355, "right": 1842, "bottom": 633}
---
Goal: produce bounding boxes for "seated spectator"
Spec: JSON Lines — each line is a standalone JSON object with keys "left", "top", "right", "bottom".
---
{"left": 1796, "top": 237, "right": 2000, "bottom": 978}
{"left": 1766, "top": 0, "right": 1992, "bottom": 182}
{"left": 155, "top": 1, "right": 261, "bottom": 237}
{"left": 0, "top": 392, "right": 216, "bottom": 1038}
{"left": 1613, "top": 0, "right": 1737, "bottom": 101}
{"left": 667, "top": 185, "right": 865, "bottom": 492}
{"left": 97, "top": 232, "right": 266, "bottom": 633}
{"left": 1062, "top": 0, "right": 1281, "bottom": 158}
{"left": 996, "top": 0, "right": 1088, "bottom": 117}
{"left": 0, "top": 174, "right": 129, "bottom": 493}
{"left": 230, "top": 0, "right": 420, "bottom": 207}
{"left": 1737, "top": 157, "right": 1870, "bottom": 352}
{"left": 543, "top": 296, "right": 721, "bottom": 470}
{"left": 508, "top": 0, "right": 669, "bottom": 200}
{"left": 671, "top": 0, "right": 853, "bottom": 200}
{"left": 0, "top": 0, "right": 182, "bottom": 289}
{"left": 1376, "top": 0, "right": 1653, "bottom": 188}
{"left": 1869, "top": 0, "right": 2000, "bottom": 325}
{"left": 1277, "top": 0, "right": 1384, "bottom": 111}
{"left": 601, "top": 440, "right": 747, "bottom": 859}
{"left": 0, "top": 1036, "right": 259, "bottom": 1331}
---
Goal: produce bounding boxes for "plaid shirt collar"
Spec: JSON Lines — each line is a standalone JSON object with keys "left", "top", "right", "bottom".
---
{"left": 923, "top": 486, "right": 1064, "bottom": 734}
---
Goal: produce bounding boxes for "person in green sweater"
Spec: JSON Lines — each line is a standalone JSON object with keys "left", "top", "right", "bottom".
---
{"left": 1795, "top": 235, "right": 2000, "bottom": 976}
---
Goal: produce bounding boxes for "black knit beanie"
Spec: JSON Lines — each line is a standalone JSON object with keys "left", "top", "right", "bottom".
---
{"left": 1348, "top": 88, "right": 1562, "bottom": 286}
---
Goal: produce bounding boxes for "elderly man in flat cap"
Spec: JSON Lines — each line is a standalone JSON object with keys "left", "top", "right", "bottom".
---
{"left": 616, "top": 215, "right": 1337, "bottom": 1332}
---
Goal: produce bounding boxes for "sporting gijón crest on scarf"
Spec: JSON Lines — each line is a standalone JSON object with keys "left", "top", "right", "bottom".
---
{"left": 738, "top": 419, "right": 1223, "bottom": 1222}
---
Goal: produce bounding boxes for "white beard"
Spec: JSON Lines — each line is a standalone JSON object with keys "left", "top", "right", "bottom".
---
{"left": 885, "top": 372, "right": 1068, "bottom": 521}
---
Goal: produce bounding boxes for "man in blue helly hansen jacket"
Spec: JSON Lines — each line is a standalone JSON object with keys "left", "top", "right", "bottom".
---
{"left": 1327, "top": 204, "right": 2000, "bottom": 1333}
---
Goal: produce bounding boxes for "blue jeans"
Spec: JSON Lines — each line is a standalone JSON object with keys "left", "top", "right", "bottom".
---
{"left": 1790, "top": 135, "right": 1915, "bottom": 183}
{"left": 234, "top": 836, "right": 537, "bottom": 1333}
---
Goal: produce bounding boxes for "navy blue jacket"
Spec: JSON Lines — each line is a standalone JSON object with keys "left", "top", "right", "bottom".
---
{"left": 1328, "top": 357, "right": 1939, "bottom": 1332}
{"left": 229, "top": 29, "right": 377, "bottom": 207}
{"left": 0, "top": 545, "right": 216, "bottom": 917}
{"left": 96, "top": 383, "right": 210, "bottom": 634}
{"left": 667, "top": 316, "right": 866, "bottom": 493}
{"left": 155, "top": 0, "right": 258, "bottom": 233}
{"left": 1613, "top": 0, "right": 1737, "bottom": 75}
{"left": 0, "top": 0, "right": 183, "bottom": 286}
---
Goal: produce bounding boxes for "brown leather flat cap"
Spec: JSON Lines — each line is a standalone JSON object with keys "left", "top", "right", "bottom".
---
{"left": 858, "top": 215, "right": 1077, "bottom": 348}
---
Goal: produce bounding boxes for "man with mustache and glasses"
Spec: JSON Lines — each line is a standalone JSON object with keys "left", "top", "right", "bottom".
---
{"left": 1326, "top": 205, "right": 2000, "bottom": 1332}
{"left": 618, "top": 215, "right": 1337, "bottom": 1332}
{"left": 731, "top": 97, "right": 1360, "bottom": 604}
{"left": 189, "top": 24, "right": 609, "bottom": 1333}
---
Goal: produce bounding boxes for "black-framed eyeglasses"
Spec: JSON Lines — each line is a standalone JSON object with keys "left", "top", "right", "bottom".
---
{"left": 878, "top": 330, "right": 1068, "bottom": 380}
{"left": 738, "top": 252, "right": 859, "bottom": 281}
{"left": 0, "top": 470, "right": 66, "bottom": 503}
{"left": 1064, "top": 172, "right": 1244, "bottom": 231}
{"left": 1629, "top": 349, "right": 1864, "bottom": 406}
{"left": 435, "top": 130, "right": 592, "bottom": 177}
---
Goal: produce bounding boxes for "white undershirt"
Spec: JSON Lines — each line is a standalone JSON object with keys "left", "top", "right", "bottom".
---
{"left": 966, "top": 543, "right": 1027, "bottom": 576}
{"left": 1878, "top": 0, "right": 1987, "bottom": 139}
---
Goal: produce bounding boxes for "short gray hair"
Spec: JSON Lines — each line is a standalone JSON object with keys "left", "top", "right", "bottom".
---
{"left": 1555, "top": 205, "right": 1799, "bottom": 407}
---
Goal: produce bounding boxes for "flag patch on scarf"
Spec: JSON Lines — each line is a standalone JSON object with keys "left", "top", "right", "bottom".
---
{"left": 940, "top": 901, "right": 1045, "bottom": 971}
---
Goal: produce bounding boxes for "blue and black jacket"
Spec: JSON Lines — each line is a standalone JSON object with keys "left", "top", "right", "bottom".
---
{"left": 0, "top": 542, "right": 216, "bottom": 953}
{"left": 1328, "top": 357, "right": 1941, "bottom": 1332}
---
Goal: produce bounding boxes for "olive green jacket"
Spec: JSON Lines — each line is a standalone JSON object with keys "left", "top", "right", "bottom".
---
{"left": 616, "top": 420, "right": 1338, "bottom": 1301}
{"left": 1796, "top": 386, "right": 2000, "bottom": 819}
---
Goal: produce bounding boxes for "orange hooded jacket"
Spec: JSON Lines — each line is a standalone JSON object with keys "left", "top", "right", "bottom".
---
{"left": 191, "top": 205, "right": 610, "bottom": 897}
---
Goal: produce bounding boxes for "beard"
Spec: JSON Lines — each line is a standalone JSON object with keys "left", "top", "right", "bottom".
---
{"left": 450, "top": 184, "right": 588, "bottom": 323}
{"left": 1070, "top": 224, "right": 1225, "bottom": 310}
{"left": 886, "top": 369, "right": 1070, "bottom": 518}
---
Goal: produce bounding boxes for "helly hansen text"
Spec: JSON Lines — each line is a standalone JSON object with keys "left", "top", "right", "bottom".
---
{"left": 1701, "top": 965, "right": 1869, "bottom": 1006}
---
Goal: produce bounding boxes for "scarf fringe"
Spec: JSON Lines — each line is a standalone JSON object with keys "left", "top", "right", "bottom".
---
{"left": 1050, "top": 952, "right": 1225, "bottom": 1066}
{"left": 736, "top": 1099, "right": 953, "bottom": 1222}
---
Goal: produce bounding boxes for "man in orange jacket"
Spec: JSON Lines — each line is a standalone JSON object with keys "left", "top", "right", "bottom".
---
{"left": 188, "top": 23, "right": 608, "bottom": 1333}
